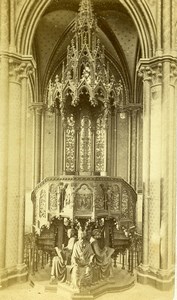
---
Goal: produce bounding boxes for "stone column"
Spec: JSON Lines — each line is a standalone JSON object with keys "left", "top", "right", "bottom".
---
{"left": 171, "top": 0, "right": 176, "bottom": 55}
{"left": 111, "top": 112, "right": 118, "bottom": 177}
{"left": 110, "top": 114, "right": 114, "bottom": 177}
{"left": 159, "top": 60, "right": 176, "bottom": 274}
{"left": 0, "top": 0, "right": 9, "bottom": 283}
{"left": 62, "top": 125, "right": 66, "bottom": 175}
{"left": 101, "top": 123, "right": 108, "bottom": 176}
{"left": 9, "top": 0, "right": 15, "bottom": 52}
{"left": 139, "top": 65, "right": 151, "bottom": 270}
{"left": 129, "top": 110, "right": 138, "bottom": 189}
{"left": 162, "top": 0, "right": 171, "bottom": 54}
{"left": 40, "top": 108, "right": 45, "bottom": 180}
{"left": 58, "top": 115, "right": 63, "bottom": 175}
{"left": 54, "top": 110, "right": 59, "bottom": 176}
{"left": 136, "top": 109, "right": 143, "bottom": 192}
{"left": 113, "top": 112, "right": 118, "bottom": 177}
{"left": 104, "top": 219, "right": 110, "bottom": 247}
{"left": 137, "top": 57, "right": 176, "bottom": 290}
{"left": 6, "top": 57, "right": 26, "bottom": 270}
{"left": 149, "top": 70, "right": 162, "bottom": 272}
{"left": 57, "top": 219, "right": 64, "bottom": 248}
{"left": 156, "top": 0, "right": 162, "bottom": 56}
{"left": 92, "top": 184, "right": 97, "bottom": 221}
{"left": 17, "top": 62, "right": 34, "bottom": 270}
{"left": 31, "top": 103, "right": 44, "bottom": 187}
{"left": 169, "top": 62, "right": 177, "bottom": 269}
{"left": 75, "top": 125, "right": 80, "bottom": 175}
{"left": 91, "top": 127, "right": 95, "bottom": 175}
{"left": 127, "top": 110, "right": 131, "bottom": 183}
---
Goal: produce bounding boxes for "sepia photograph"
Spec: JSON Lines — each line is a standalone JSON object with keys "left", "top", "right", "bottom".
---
{"left": 0, "top": 0, "right": 176, "bottom": 299}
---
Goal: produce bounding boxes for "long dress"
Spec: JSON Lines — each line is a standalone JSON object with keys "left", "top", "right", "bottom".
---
{"left": 91, "top": 238, "right": 114, "bottom": 280}
{"left": 71, "top": 240, "right": 94, "bottom": 289}
{"left": 50, "top": 247, "right": 67, "bottom": 282}
{"left": 50, "top": 237, "right": 76, "bottom": 282}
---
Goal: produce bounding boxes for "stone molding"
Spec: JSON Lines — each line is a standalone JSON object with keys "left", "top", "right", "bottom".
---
{"left": 137, "top": 264, "right": 175, "bottom": 291}
{"left": 29, "top": 102, "right": 47, "bottom": 113}
{"left": 137, "top": 55, "right": 177, "bottom": 85}
{"left": 138, "top": 58, "right": 162, "bottom": 85}
{"left": 170, "top": 62, "right": 177, "bottom": 85}
{"left": 0, "top": 53, "right": 35, "bottom": 83}
{"left": 15, "top": 0, "right": 155, "bottom": 58}
{"left": 32, "top": 175, "right": 137, "bottom": 195}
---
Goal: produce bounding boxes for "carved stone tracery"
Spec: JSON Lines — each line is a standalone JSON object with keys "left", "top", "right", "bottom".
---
{"left": 8, "top": 57, "right": 34, "bottom": 83}
{"left": 121, "top": 189, "right": 129, "bottom": 220}
{"left": 170, "top": 61, "right": 177, "bottom": 85}
{"left": 39, "top": 189, "right": 47, "bottom": 218}
{"left": 65, "top": 115, "right": 76, "bottom": 173}
{"left": 49, "top": 184, "right": 58, "bottom": 211}
{"left": 110, "top": 184, "right": 120, "bottom": 211}
{"left": 79, "top": 116, "right": 92, "bottom": 173}
{"left": 75, "top": 184, "right": 93, "bottom": 212}
{"left": 95, "top": 116, "right": 105, "bottom": 172}
{"left": 32, "top": 176, "right": 136, "bottom": 232}
{"left": 138, "top": 61, "right": 162, "bottom": 85}
{"left": 95, "top": 184, "right": 105, "bottom": 210}
{"left": 46, "top": 0, "right": 127, "bottom": 176}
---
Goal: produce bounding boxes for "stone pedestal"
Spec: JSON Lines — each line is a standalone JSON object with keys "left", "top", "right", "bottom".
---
{"left": 45, "top": 268, "right": 135, "bottom": 300}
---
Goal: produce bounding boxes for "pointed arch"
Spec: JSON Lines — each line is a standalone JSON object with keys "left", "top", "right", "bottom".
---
{"left": 16, "top": 0, "right": 156, "bottom": 58}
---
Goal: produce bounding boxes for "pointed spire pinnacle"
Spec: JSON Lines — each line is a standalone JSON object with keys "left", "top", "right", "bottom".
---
{"left": 77, "top": 0, "right": 95, "bottom": 29}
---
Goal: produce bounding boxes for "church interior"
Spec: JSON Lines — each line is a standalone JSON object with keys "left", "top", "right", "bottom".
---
{"left": 0, "top": 0, "right": 176, "bottom": 299}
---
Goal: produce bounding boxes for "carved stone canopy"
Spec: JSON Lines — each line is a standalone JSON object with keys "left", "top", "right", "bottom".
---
{"left": 47, "top": 0, "right": 124, "bottom": 123}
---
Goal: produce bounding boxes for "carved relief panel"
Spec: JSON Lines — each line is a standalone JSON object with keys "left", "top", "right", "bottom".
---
{"left": 49, "top": 184, "right": 58, "bottom": 212}
{"left": 32, "top": 176, "right": 136, "bottom": 230}
{"left": 65, "top": 115, "right": 76, "bottom": 173}
{"left": 121, "top": 189, "right": 129, "bottom": 219}
{"left": 110, "top": 184, "right": 120, "bottom": 211}
{"left": 95, "top": 184, "right": 105, "bottom": 210}
{"left": 74, "top": 184, "right": 93, "bottom": 214}
{"left": 95, "top": 116, "right": 104, "bottom": 172}
{"left": 39, "top": 189, "right": 47, "bottom": 218}
{"left": 79, "top": 115, "right": 92, "bottom": 173}
{"left": 64, "top": 184, "right": 72, "bottom": 208}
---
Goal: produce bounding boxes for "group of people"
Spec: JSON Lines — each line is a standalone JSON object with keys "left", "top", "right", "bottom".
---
{"left": 50, "top": 227, "right": 115, "bottom": 290}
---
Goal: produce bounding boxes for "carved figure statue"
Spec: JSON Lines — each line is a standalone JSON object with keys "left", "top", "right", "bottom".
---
{"left": 71, "top": 229, "right": 95, "bottom": 290}
{"left": 91, "top": 229, "right": 114, "bottom": 280}
{"left": 58, "top": 183, "right": 68, "bottom": 212}
{"left": 50, "top": 228, "right": 76, "bottom": 283}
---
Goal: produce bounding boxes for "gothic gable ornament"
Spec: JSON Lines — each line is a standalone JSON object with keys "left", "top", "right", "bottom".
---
{"left": 47, "top": 0, "right": 123, "bottom": 122}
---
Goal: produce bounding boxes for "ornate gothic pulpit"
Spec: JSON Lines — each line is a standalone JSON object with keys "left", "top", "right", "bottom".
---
{"left": 32, "top": 175, "right": 136, "bottom": 258}
{"left": 31, "top": 0, "right": 137, "bottom": 297}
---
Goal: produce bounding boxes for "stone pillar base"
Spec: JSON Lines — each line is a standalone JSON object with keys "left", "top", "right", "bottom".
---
{"left": 0, "top": 264, "right": 28, "bottom": 289}
{"left": 137, "top": 264, "right": 175, "bottom": 291}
